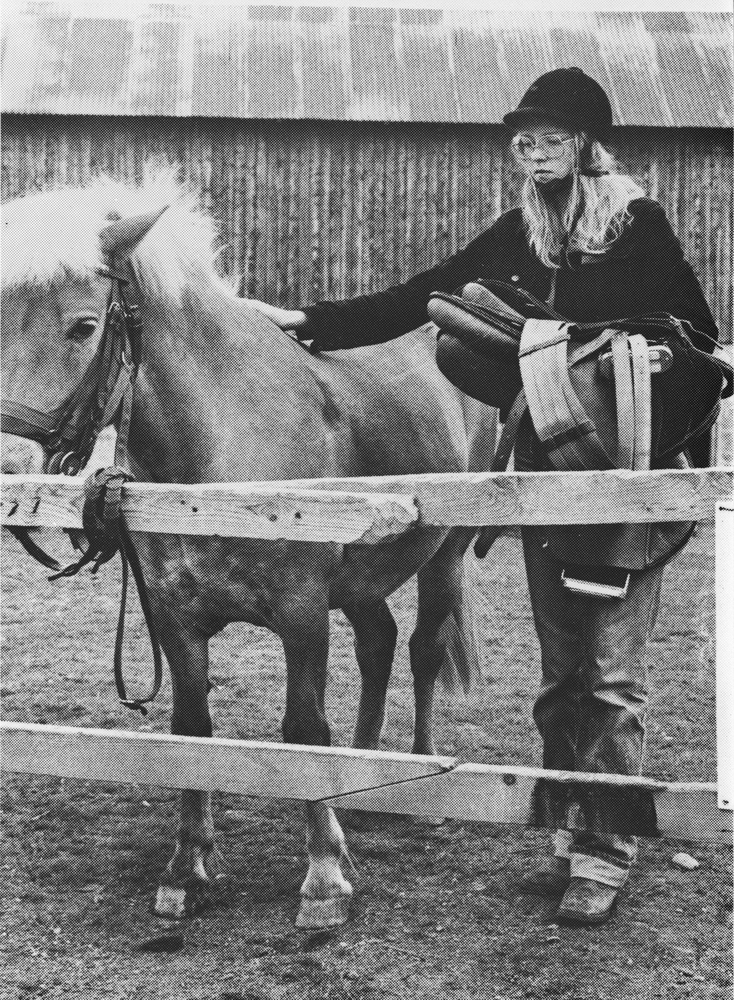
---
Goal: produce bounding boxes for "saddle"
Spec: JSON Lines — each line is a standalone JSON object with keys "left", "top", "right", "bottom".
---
{"left": 428, "top": 280, "right": 733, "bottom": 568}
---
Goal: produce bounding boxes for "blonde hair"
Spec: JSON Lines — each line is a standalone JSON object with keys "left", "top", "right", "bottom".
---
{"left": 521, "top": 137, "right": 645, "bottom": 269}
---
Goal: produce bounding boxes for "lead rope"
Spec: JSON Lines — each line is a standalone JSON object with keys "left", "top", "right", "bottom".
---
{"left": 112, "top": 347, "right": 164, "bottom": 715}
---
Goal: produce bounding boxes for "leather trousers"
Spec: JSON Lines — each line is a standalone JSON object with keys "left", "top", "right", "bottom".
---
{"left": 522, "top": 527, "right": 667, "bottom": 885}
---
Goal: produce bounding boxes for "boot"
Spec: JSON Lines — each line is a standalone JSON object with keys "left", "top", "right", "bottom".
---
{"left": 557, "top": 877, "right": 619, "bottom": 925}
{"left": 519, "top": 856, "right": 571, "bottom": 895}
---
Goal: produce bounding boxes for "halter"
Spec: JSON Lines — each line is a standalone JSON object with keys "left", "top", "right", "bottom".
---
{"left": 1, "top": 259, "right": 163, "bottom": 714}
{"left": 0, "top": 263, "right": 140, "bottom": 475}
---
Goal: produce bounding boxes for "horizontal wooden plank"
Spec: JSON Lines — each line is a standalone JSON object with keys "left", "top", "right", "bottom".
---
{"left": 2, "top": 722, "right": 730, "bottom": 843}
{"left": 0, "top": 722, "right": 455, "bottom": 799}
{"left": 253, "top": 467, "right": 734, "bottom": 527}
{"left": 0, "top": 475, "right": 418, "bottom": 544}
{"left": 1, "top": 469, "right": 732, "bottom": 541}
{"left": 326, "top": 763, "right": 730, "bottom": 844}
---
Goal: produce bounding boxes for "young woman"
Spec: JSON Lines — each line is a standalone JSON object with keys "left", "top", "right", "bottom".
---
{"left": 248, "top": 68, "right": 720, "bottom": 925}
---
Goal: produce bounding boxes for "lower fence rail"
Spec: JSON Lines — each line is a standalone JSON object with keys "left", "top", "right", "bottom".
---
{"left": 1, "top": 721, "right": 730, "bottom": 845}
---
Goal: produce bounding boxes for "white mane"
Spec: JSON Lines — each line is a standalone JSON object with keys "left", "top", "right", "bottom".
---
{"left": 1, "top": 171, "right": 236, "bottom": 306}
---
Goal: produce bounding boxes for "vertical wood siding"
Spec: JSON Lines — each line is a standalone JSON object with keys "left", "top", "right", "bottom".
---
{"left": 1, "top": 115, "right": 731, "bottom": 347}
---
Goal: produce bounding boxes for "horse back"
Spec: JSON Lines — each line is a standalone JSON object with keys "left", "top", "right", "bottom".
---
{"left": 305, "top": 324, "right": 497, "bottom": 478}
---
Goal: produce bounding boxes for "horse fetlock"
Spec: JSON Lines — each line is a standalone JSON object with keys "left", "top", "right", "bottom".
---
{"left": 155, "top": 842, "right": 212, "bottom": 919}
{"left": 165, "top": 839, "right": 213, "bottom": 884}
{"left": 300, "top": 855, "right": 354, "bottom": 901}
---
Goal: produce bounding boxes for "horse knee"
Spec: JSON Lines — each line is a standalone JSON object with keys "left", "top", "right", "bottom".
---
{"left": 171, "top": 710, "right": 212, "bottom": 738}
{"left": 351, "top": 603, "right": 398, "bottom": 660}
{"left": 283, "top": 711, "right": 331, "bottom": 747}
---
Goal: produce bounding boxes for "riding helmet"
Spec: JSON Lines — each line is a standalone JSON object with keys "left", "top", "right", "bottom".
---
{"left": 503, "top": 68, "right": 614, "bottom": 142}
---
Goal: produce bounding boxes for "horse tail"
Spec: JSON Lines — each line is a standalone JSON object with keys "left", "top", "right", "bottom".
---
{"left": 436, "top": 537, "right": 481, "bottom": 695}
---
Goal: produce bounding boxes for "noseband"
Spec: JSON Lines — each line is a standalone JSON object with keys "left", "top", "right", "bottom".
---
{"left": 0, "top": 263, "right": 141, "bottom": 475}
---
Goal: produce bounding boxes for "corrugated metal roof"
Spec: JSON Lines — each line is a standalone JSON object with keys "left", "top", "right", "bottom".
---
{"left": 2, "top": 4, "right": 731, "bottom": 126}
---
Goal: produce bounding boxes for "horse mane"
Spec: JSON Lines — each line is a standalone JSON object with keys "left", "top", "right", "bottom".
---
{"left": 1, "top": 170, "right": 236, "bottom": 307}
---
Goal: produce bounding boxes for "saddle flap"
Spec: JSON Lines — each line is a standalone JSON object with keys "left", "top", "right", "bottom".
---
{"left": 427, "top": 293, "right": 522, "bottom": 359}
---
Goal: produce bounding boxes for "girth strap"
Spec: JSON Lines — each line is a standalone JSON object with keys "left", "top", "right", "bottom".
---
{"left": 519, "top": 320, "right": 653, "bottom": 473}
{"left": 520, "top": 319, "right": 615, "bottom": 471}
{"left": 473, "top": 322, "right": 654, "bottom": 559}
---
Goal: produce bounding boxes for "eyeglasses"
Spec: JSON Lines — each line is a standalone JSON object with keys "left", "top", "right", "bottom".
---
{"left": 511, "top": 134, "right": 575, "bottom": 159}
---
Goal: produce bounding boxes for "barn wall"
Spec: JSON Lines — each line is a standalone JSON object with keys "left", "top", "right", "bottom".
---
{"left": 2, "top": 115, "right": 732, "bottom": 342}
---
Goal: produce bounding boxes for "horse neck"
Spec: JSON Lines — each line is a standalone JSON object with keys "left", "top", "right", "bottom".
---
{"left": 125, "top": 278, "right": 295, "bottom": 484}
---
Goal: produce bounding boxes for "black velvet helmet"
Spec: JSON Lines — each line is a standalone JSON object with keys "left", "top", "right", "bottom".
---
{"left": 503, "top": 68, "right": 614, "bottom": 142}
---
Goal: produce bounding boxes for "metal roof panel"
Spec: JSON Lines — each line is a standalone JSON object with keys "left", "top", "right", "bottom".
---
{"left": 695, "top": 36, "right": 734, "bottom": 128}
{"left": 192, "top": 8, "right": 247, "bottom": 118}
{"left": 397, "top": 8, "right": 457, "bottom": 122}
{"left": 656, "top": 32, "right": 719, "bottom": 128}
{"left": 1, "top": 4, "right": 731, "bottom": 127}
{"left": 246, "top": 6, "right": 298, "bottom": 118}
{"left": 596, "top": 12, "right": 672, "bottom": 127}
{"left": 298, "top": 7, "right": 347, "bottom": 120}
{"left": 348, "top": 7, "right": 406, "bottom": 121}
{"left": 20, "top": 11, "right": 70, "bottom": 113}
{"left": 129, "top": 13, "right": 183, "bottom": 116}
{"left": 66, "top": 18, "right": 132, "bottom": 115}
{"left": 448, "top": 12, "right": 509, "bottom": 124}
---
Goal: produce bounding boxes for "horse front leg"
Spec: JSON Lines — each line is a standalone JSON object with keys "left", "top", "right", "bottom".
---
{"left": 274, "top": 583, "right": 352, "bottom": 929}
{"left": 152, "top": 622, "right": 214, "bottom": 919}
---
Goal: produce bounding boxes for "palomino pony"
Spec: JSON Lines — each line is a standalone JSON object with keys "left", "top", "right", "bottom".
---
{"left": 1, "top": 176, "right": 496, "bottom": 927}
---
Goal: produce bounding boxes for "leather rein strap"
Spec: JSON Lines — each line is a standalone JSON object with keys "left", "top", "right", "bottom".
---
{"left": 2, "top": 264, "right": 163, "bottom": 715}
{"left": 50, "top": 465, "right": 163, "bottom": 715}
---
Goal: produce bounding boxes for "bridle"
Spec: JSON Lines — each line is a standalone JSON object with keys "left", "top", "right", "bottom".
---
{"left": 1, "top": 255, "right": 163, "bottom": 714}
{"left": 1, "top": 262, "right": 141, "bottom": 476}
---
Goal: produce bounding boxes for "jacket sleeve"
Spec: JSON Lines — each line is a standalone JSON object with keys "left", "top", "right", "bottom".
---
{"left": 627, "top": 199, "right": 720, "bottom": 352}
{"left": 299, "top": 213, "right": 519, "bottom": 351}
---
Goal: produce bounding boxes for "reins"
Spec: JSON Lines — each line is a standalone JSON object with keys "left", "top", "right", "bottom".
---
{"left": 2, "top": 261, "right": 163, "bottom": 715}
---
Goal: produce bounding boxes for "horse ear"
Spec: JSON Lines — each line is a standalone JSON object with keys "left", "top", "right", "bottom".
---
{"left": 99, "top": 206, "right": 169, "bottom": 259}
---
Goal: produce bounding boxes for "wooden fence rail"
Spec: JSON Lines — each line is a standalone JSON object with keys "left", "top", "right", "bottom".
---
{"left": 1, "top": 722, "right": 730, "bottom": 844}
{"left": 2, "top": 467, "right": 732, "bottom": 842}
{"left": 2, "top": 468, "right": 732, "bottom": 542}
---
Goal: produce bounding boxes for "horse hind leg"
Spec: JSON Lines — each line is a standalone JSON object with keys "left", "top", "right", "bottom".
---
{"left": 410, "top": 528, "right": 478, "bottom": 757}
{"left": 153, "top": 624, "right": 215, "bottom": 919}
{"left": 274, "top": 581, "right": 353, "bottom": 928}
{"left": 343, "top": 600, "right": 398, "bottom": 751}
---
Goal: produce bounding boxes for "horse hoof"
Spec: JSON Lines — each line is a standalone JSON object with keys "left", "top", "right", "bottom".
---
{"left": 153, "top": 880, "right": 209, "bottom": 919}
{"left": 154, "top": 886, "right": 188, "bottom": 919}
{"left": 296, "top": 896, "right": 351, "bottom": 929}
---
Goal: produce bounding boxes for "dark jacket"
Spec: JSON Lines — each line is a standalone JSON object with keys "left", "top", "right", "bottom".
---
{"left": 302, "top": 199, "right": 719, "bottom": 354}
{"left": 301, "top": 198, "right": 720, "bottom": 570}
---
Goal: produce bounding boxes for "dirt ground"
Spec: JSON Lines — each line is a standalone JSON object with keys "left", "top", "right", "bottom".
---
{"left": 1, "top": 523, "right": 731, "bottom": 1000}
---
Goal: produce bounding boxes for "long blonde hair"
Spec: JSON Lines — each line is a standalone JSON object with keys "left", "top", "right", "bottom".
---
{"left": 521, "top": 137, "right": 644, "bottom": 268}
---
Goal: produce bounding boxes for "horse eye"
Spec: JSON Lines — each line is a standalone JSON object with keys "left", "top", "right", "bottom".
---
{"left": 66, "top": 316, "right": 98, "bottom": 342}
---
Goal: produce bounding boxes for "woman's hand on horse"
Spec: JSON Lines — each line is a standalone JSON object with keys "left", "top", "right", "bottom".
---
{"left": 244, "top": 299, "right": 308, "bottom": 332}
